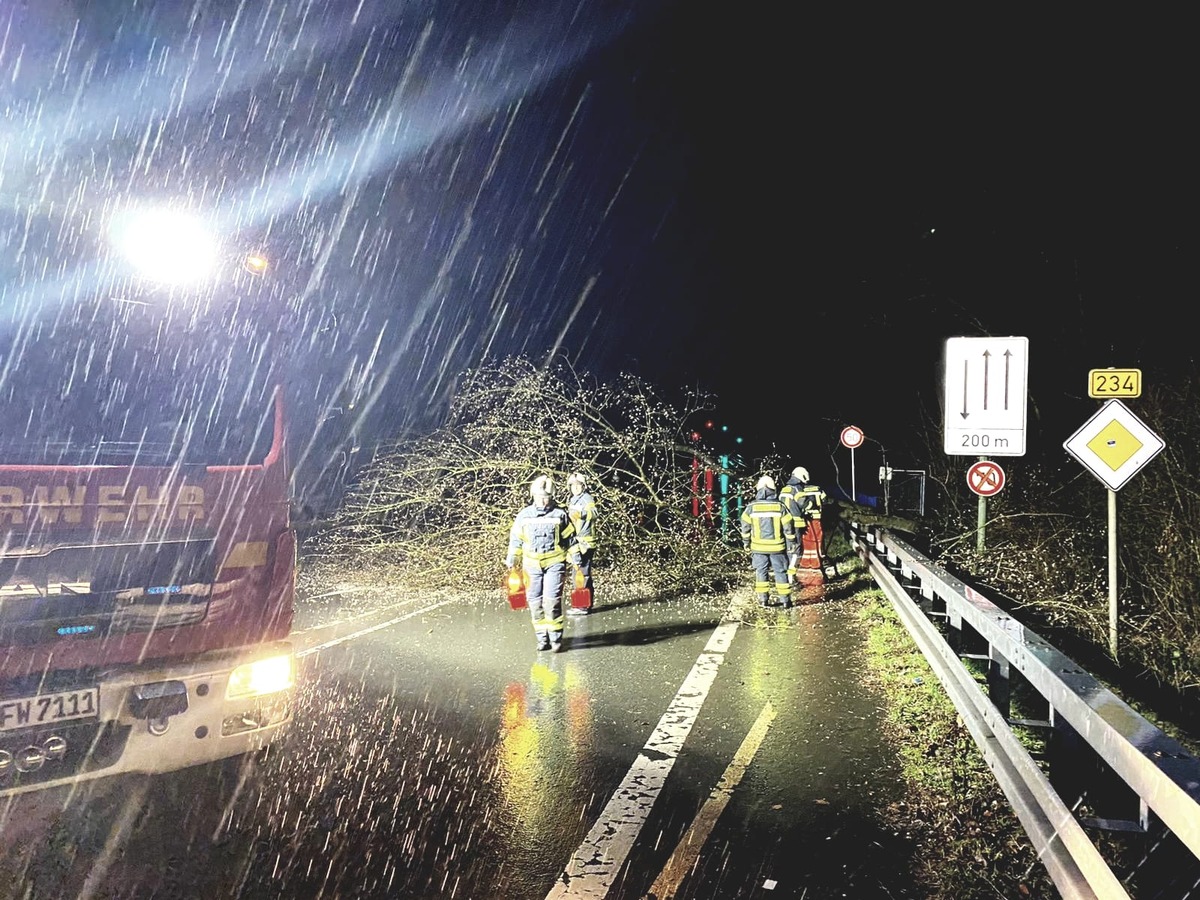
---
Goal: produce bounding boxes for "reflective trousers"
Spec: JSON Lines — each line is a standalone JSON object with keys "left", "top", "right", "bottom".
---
{"left": 525, "top": 561, "right": 566, "bottom": 645}
{"left": 752, "top": 552, "right": 792, "bottom": 603}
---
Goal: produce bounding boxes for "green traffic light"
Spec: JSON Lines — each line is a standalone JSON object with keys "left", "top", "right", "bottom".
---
{"left": 735, "top": 436, "right": 743, "bottom": 444}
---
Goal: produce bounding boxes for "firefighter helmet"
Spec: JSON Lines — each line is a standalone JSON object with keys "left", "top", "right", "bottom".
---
{"left": 755, "top": 475, "right": 776, "bottom": 492}
{"left": 792, "top": 467, "right": 810, "bottom": 483}
{"left": 530, "top": 475, "right": 554, "bottom": 498}
{"left": 567, "top": 472, "right": 587, "bottom": 488}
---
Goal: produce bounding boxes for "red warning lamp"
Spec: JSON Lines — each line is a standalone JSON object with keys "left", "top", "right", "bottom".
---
{"left": 704, "top": 420, "right": 715, "bottom": 429}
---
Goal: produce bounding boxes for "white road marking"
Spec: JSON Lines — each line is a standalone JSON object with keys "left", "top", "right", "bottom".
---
{"left": 545, "top": 598, "right": 748, "bottom": 899}
{"left": 295, "top": 599, "right": 456, "bottom": 657}
{"left": 644, "top": 701, "right": 777, "bottom": 900}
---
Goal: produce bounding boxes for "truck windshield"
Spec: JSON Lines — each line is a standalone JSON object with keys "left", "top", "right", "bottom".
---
{"left": 0, "top": 311, "right": 278, "bottom": 468}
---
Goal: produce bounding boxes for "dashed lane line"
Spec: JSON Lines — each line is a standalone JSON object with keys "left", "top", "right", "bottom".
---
{"left": 643, "top": 701, "right": 777, "bottom": 900}
{"left": 545, "top": 596, "right": 750, "bottom": 899}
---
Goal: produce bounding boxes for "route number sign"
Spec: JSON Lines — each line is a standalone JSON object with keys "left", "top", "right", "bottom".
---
{"left": 1088, "top": 368, "right": 1142, "bottom": 399}
{"left": 943, "top": 336, "right": 1028, "bottom": 457}
{"left": 840, "top": 425, "right": 864, "bottom": 449}
{"left": 966, "top": 460, "right": 1005, "bottom": 497}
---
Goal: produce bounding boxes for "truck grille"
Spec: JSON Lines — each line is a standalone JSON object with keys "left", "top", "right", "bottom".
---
{"left": 0, "top": 538, "right": 217, "bottom": 644}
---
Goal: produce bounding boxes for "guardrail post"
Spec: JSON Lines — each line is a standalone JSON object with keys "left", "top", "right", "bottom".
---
{"left": 1049, "top": 708, "right": 1144, "bottom": 834}
{"left": 946, "top": 611, "right": 963, "bottom": 655}
{"left": 988, "top": 645, "right": 1011, "bottom": 719}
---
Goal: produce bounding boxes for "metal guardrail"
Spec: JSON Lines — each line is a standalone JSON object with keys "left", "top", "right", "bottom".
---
{"left": 849, "top": 522, "right": 1200, "bottom": 900}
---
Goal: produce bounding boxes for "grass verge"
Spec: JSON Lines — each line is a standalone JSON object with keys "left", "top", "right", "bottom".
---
{"left": 847, "top": 568, "right": 1059, "bottom": 899}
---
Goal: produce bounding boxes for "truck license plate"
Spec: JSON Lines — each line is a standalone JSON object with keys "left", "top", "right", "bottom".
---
{"left": 0, "top": 688, "right": 99, "bottom": 732}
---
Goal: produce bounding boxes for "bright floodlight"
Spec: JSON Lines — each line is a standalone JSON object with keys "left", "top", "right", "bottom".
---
{"left": 112, "top": 208, "right": 219, "bottom": 285}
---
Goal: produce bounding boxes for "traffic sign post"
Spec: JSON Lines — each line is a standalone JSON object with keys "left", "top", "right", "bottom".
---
{"left": 840, "top": 425, "right": 864, "bottom": 503}
{"left": 943, "top": 336, "right": 1029, "bottom": 457}
{"left": 1064, "top": 398, "right": 1165, "bottom": 658}
{"left": 965, "top": 458, "right": 1006, "bottom": 552}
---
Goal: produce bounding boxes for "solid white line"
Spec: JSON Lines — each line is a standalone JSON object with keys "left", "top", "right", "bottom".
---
{"left": 545, "top": 601, "right": 746, "bottom": 899}
{"left": 644, "top": 701, "right": 777, "bottom": 900}
{"left": 295, "top": 599, "right": 456, "bottom": 657}
{"left": 290, "top": 595, "right": 428, "bottom": 637}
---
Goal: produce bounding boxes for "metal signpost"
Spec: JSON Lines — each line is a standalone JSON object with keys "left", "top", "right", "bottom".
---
{"left": 944, "top": 337, "right": 1028, "bottom": 553}
{"left": 840, "top": 425, "right": 864, "bottom": 503}
{"left": 966, "top": 459, "right": 1006, "bottom": 551}
{"left": 1063, "top": 394, "right": 1163, "bottom": 657}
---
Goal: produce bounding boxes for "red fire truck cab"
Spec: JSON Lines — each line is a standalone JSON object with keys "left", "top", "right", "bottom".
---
{"left": 0, "top": 382, "right": 297, "bottom": 797}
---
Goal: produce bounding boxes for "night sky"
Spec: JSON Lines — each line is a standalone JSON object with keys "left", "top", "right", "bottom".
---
{"left": 1, "top": 2, "right": 1194, "bottom": 487}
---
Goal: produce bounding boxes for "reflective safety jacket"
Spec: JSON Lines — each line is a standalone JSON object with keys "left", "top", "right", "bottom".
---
{"left": 740, "top": 489, "right": 797, "bottom": 553}
{"left": 567, "top": 490, "right": 597, "bottom": 552}
{"left": 506, "top": 501, "right": 580, "bottom": 569}
{"left": 779, "top": 478, "right": 809, "bottom": 530}
{"left": 798, "top": 483, "right": 828, "bottom": 520}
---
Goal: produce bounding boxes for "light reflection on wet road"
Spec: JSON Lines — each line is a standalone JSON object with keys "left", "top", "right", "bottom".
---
{"left": 0, "top": 581, "right": 920, "bottom": 899}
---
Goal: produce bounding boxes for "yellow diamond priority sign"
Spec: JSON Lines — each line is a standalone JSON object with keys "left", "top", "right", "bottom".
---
{"left": 1063, "top": 399, "right": 1165, "bottom": 491}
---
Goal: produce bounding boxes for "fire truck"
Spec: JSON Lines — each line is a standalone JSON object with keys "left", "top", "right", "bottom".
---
{"left": 0, "top": 222, "right": 300, "bottom": 797}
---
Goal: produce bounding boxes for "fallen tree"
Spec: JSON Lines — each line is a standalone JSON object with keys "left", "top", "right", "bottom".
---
{"left": 307, "top": 356, "right": 744, "bottom": 597}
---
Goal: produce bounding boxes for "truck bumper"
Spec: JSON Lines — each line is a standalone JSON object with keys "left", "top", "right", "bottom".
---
{"left": 1, "top": 641, "right": 294, "bottom": 797}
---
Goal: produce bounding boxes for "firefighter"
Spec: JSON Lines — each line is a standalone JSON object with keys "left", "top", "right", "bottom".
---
{"left": 792, "top": 467, "right": 831, "bottom": 580}
{"left": 506, "top": 475, "right": 583, "bottom": 652}
{"left": 797, "top": 470, "right": 829, "bottom": 526}
{"left": 739, "top": 475, "right": 797, "bottom": 608}
{"left": 779, "top": 466, "right": 810, "bottom": 581}
{"left": 565, "top": 472, "right": 596, "bottom": 616}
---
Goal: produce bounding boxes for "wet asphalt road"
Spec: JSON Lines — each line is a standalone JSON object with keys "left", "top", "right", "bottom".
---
{"left": 0, "top": 577, "right": 922, "bottom": 900}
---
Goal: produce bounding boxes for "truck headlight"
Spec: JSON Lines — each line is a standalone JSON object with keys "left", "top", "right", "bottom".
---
{"left": 226, "top": 653, "right": 294, "bottom": 700}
